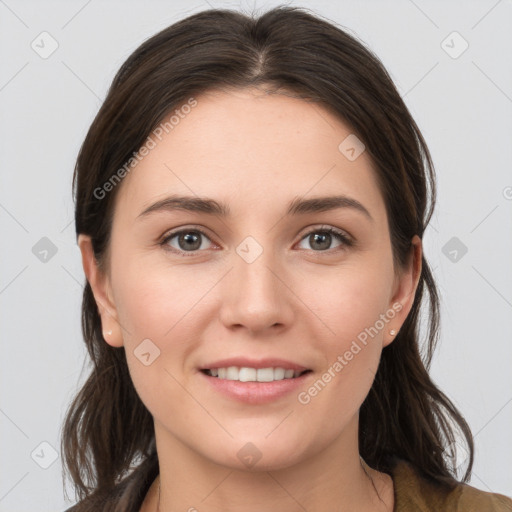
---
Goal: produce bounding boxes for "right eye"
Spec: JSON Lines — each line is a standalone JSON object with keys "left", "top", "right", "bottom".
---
{"left": 160, "top": 228, "right": 215, "bottom": 256}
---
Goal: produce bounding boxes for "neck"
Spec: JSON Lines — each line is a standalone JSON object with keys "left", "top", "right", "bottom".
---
{"left": 148, "top": 415, "right": 393, "bottom": 512}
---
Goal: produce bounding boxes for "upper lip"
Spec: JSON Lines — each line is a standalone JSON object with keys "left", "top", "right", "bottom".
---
{"left": 199, "top": 357, "right": 310, "bottom": 372}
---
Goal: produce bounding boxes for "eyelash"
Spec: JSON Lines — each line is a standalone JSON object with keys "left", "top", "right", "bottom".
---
{"left": 159, "top": 225, "right": 353, "bottom": 257}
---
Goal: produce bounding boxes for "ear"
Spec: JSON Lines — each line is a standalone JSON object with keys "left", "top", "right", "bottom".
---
{"left": 383, "top": 235, "right": 422, "bottom": 347}
{"left": 78, "top": 234, "right": 124, "bottom": 348}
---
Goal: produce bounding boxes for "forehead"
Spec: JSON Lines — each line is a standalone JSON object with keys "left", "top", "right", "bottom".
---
{"left": 115, "top": 87, "right": 386, "bottom": 223}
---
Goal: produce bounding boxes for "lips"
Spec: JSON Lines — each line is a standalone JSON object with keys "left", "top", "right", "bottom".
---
{"left": 197, "top": 357, "right": 313, "bottom": 403}
{"left": 199, "top": 366, "right": 312, "bottom": 404}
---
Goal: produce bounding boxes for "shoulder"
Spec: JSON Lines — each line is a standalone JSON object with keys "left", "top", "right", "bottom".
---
{"left": 457, "top": 482, "right": 512, "bottom": 512}
{"left": 390, "top": 459, "right": 512, "bottom": 512}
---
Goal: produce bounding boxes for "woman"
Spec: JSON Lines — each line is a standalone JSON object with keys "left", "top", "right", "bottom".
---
{"left": 61, "top": 5, "right": 512, "bottom": 511}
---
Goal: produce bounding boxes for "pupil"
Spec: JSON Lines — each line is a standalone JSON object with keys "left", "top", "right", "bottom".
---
{"left": 180, "top": 232, "right": 201, "bottom": 251}
{"left": 311, "top": 232, "right": 331, "bottom": 251}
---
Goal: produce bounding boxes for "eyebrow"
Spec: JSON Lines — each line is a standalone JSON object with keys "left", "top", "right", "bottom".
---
{"left": 137, "top": 194, "right": 373, "bottom": 221}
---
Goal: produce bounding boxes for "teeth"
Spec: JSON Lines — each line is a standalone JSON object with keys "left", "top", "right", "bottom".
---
{"left": 205, "top": 366, "right": 305, "bottom": 382}
{"left": 239, "top": 367, "right": 256, "bottom": 382}
{"left": 257, "top": 368, "right": 274, "bottom": 382}
{"left": 274, "top": 367, "right": 285, "bottom": 380}
{"left": 226, "top": 366, "right": 239, "bottom": 380}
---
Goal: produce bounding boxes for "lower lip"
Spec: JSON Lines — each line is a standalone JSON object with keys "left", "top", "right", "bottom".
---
{"left": 199, "top": 370, "right": 312, "bottom": 405}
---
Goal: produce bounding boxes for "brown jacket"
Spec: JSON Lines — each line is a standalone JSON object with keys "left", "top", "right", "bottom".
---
{"left": 64, "top": 456, "right": 512, "bottom": 511}
{"left": 392, "top": 459, "right": 512, "bottom": 511}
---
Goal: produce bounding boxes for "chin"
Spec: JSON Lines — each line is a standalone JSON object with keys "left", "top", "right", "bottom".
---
{"left": 209, "top": 437, "right": 310, "bottom": 473}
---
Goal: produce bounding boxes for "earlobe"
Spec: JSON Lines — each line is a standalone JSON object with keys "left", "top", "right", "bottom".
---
{"left": 384, "top": 235, "right": 422, "bottom": 347}
{"left": 77, "top": 234, "right": 124, "bottom": 348}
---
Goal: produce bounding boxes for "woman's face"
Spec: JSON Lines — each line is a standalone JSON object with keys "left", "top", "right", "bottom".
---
{"left": 80, "top": 87, "right": 419, "bottom": 471}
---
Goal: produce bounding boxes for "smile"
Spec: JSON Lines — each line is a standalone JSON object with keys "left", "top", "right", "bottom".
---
{"left": 201, "top": 367, "right": 312, "bottom": 382}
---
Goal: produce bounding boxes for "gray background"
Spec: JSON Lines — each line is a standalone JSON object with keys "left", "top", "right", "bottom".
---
{"left": 1, "top": 0, "right": 511, "bottom": 510}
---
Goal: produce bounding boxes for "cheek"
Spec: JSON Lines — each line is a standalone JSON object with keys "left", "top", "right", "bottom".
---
{"left": 113, "top": 257, "right": 216, "bottom": 339}
{"left": 293, "top": 259, "right": 394, "bottom": 410}
{"left": 111, "top": 262, "right": 211, "bottom": 417}
{"left": 297, "top": 258, "right": 395, "bottom": 345}
{"left": 111, "top": 258, "right": 223, "bottom": 399}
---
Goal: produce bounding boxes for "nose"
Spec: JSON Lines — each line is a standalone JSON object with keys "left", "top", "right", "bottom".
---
{"left": 219, "top": 241, "right": 294, "bottom": 334}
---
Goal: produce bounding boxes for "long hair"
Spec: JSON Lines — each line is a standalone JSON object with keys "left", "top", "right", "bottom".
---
{"left": 61, "top": 4, "right": 474, "bottom": 506}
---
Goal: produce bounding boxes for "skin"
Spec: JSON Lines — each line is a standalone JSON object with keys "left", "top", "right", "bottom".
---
{"left": 79, "top": 87, "right": 422, "bottom": 512}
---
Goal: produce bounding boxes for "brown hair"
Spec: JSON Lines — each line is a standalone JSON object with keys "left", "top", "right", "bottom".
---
{"left": 61, "top": 4, "right": 474, "bottom": 507}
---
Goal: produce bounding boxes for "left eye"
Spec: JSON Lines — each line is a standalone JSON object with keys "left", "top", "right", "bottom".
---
{"left": 297, "top": 227, "right": 351, "bottom": 252}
